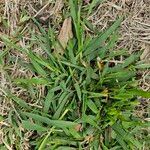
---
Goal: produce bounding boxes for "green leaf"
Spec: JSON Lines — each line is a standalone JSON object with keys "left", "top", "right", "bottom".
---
{"left": 84, "top": 17, "right": 122, "bottom": 57}
{"left": 0, "top": 115, "right": 4, "bottom": 121}
{"left": 69, "top": 0, "right": 82, "bottom": 51}
{"left": 82, "top": 90, "right": 108, "bottom": 98}
{"left": 67, "top": 40, "right": 76, "bottom": 64}
{"left": 99, "top": 33, "right": 118, "bottom": 59}
{"left": 122, "top": 54, "right": 140, "bottom": 68}
{"left": 8, "top": 94, "right": 31, "bottom": 109}
{"left": 104, "top": 71, "right": 136, "bottom": 82}
{"left": 115, "top": 134, "right": 128, "bottom": 150}
{"left": 113, "top": 123, "right": 142, "bottom": 149}
{"left": 38, "top": 127, "right": 54, "bottom": 150}
{"left": 30, "top": 59, "right": 47, "bottom": 77}
{"left": 43, "top": 90, "right": 54, "bottom": 114}
{"left": 60, "top": 61, "right": 84, "bottom": 71}
{"left": 74, "top": 83, "right": 82, "bottom": 101}
{"left": 68, "top": 127, "right": 81, "bottom": 139}
{"left": 128, "top": 89, "right": 150, "bottom": 98}
{"left": 14, "top": 77, "right": 51, "bottom": 85}
{"left": 69, "top": 0, "right": 77, "bottom": 24}
{"left": 22, "top": 120, "right": 47, "bottom": 132}
{"left": 88, "top": 0, "right": 104, "bottom": 15}
{"left": 56, "top": 147, "right": 76, "bottom": 150}
{"left": 28, "top": 52, "right": 56, "bottom": 72}
{"left": 135, "top": 63, "right": 150, "bottom": 69}
{"left": 23, "top": 112, "right": 78, "bottom": 128}
{"left": 102, "top": 143, "right": 109, "bottom": 150}
{"left": 82, "top": 115, "right": 100, "bottom": 130}
{"left": 20, "top": 15, "right": 30, "bottom": 23}
{"left": 53, "top": 93, "right": 71, "bottom": 120}
{"left": 87, "top": 100, "right": 98, "bottom": 114}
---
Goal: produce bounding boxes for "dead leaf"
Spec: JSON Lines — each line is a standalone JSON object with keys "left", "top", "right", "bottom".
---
{"left": 74, "top": 124, "right": 82, "bottom": 132}
{"left": 84, "top": 135, "right": 94, "bottom": 143}
{"left": 56, "top": 17, "right": 73, "bottom": 55}
{"left": 97, "top": 57, "right": 104, "bottom": 71}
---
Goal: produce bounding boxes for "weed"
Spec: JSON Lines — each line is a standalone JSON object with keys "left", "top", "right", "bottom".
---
{"left": 0, "top": 1, "right": 150, "bottom": 150}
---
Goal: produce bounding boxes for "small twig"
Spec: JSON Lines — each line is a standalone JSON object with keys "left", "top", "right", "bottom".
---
{"left": 103, "top": 60, "right": 123, "bottom": 64}
{"left": 34, "top": 1, "right": 51, "bottom": 17}
{"left": 135, "top": 21, "right": 150, "bottom": 27}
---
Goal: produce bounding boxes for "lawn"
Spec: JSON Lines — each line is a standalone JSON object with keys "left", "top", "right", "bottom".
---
{"left": 0, "top": 0, "right": 150, "bottom": 150}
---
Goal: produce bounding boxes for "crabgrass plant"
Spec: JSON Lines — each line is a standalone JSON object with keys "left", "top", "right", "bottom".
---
{"left": 1, "top": 1, "right": 150, "bottom": 150}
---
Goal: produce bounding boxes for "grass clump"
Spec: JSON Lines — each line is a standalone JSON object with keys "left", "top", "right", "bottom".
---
{"left": 1, "top": 1, "right": 150, "bottom": 150}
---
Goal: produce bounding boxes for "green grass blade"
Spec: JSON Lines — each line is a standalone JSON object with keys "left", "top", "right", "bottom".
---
{"left": 38, "top": 127, "right": 54, "bottom": 150}
{"left": 82, "top": 115, "right": 100, "bottom": 130}
{"left": 122, "top": 54, "right": 140, "bottom": 68}
{"left": 53, "top": 93, "right": 71, "bottom": 120}
{"left": 43, "top": 90, "right": 54, "bottom": 114}
{"left": 14, "top": 77, "right": 51, "bottom": 85}
{"left": 28, "top": 52, "right": 55, "bottom": 72}
{"left": 115, "top": 134, "right": 128, "bottom": 150}
{"left": 22, "top": 120, "right": 47, "bottom": 132}
{"left": 99, "top": 33, "right": 118, "bottom": 59}
{"left": 8, "top": 94, "right": 31, "bottom": 109}
{"left": 83, "top": 17, "right": 122, "bottom": 56}
{"left": 104, "top": 70, "right": 136, "bottom": 82}
{"left": 69, "top": 0, "right": 83, "bottom": 52}
{"left": 68, "top": 127, "right": 81, "bottom": 139}
{"left": 88, "top": 0, "right": 104, "bottom": 15}
{"left": 67, "top": 40, "right": 76, "bottom": 64}
{"left": 113, "top": 123, "right": 142, "bottom": 149}
{"left": 30, "top": 59, "right": 47, "bottom": 77}
{"left": 128, "top": 89, "right": 150, "bottom": 98}
{"left": 74, "top": 83, "right": 81, "bottom": 101}
{"left": 82, "top": 90, "right": 108, "bottom": 98}
{"left": 87, "top": 99, "right": 98, "bottom": 114}
{"left": 135, "top": 63, "right": 150, "bottom": 69}
{"left": 23, "top": 112, "right": 78, "bottom": 128}
{"left": 60, "top": 61, "right": 84, "bottom": 70}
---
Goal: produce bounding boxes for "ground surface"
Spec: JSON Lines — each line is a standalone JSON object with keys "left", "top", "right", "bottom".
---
{"left": 0, "top": 0, "right": 150, "bottom": 149}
